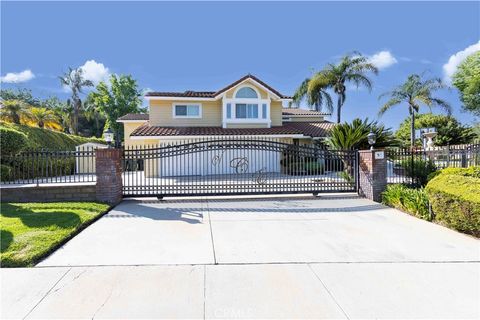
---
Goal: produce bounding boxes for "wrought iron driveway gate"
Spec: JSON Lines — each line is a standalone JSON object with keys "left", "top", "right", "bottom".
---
{"left": 122, "top": 138, "right": 357, "bottom": 197}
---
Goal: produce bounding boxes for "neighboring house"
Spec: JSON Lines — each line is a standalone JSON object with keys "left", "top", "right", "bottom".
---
{"left": 118, "top": 74, "right": 334, "bottom": 176}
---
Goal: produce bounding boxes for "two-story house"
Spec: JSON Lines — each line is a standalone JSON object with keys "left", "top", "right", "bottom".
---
{"left": 118, "top": 74, "right": 334, "bottom": 176}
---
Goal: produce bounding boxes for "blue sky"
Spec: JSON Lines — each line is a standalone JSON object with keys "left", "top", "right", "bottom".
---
{"left": 1, "top": 1, "right": 479, "bottom": 130}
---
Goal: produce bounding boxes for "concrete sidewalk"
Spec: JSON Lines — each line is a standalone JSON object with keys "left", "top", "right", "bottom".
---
{"left": 2, "top": 194, "right": 479, "bottom": 319}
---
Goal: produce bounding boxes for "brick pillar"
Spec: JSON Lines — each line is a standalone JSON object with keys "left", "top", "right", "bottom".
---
{"left": 96, "top": 148, "right": 123, "bottom": 205}
{"left": 358, "top": 149, "right": 387, "bottom": 202}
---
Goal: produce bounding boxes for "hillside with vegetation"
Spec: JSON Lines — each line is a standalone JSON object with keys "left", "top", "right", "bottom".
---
{"left": 1, "top": 122, "right": 104, "bottom": 153}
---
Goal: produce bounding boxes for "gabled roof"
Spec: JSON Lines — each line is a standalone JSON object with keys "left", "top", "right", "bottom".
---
{"left": 282, "top": 108, "right": 331, "bottom": 116}
{"left": 144, "top": 74, "right": 292, "bottom": 100}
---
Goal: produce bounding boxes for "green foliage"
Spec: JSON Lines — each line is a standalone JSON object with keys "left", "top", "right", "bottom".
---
{"left": 1, "top": 164, "right": 12, "bottom": 181}
{"left": 400, "top": 158, "right": 437, "bottom": 186}
{"left": 293, "top": 52, "right": 378, "bottom": 123}
{"left": 88, "top": 74, "right": 143, "bottom": 146}
{"left": 0, "top": 88, "right": 40, "bottom": 106}
{"left": 426, "top": 167, "right": 480, "bottom": 236}
{"left": 327, "top": 118, "right": 397, "bottom": 150}
{"left": 0, "top": 127, "right": 28, "bottom": 155}
{"left": 382, "top": 184, "right": 431, "bottom": 221}
{"left": 0, "top": 122, "right": 103, "bottom": 151}
{"left": 395, "top": 113, "right": 476, "bottom": 146}
{"left": 452, "top": 52, "right": 480, "bottom": 116}
{"left": 379, "top": 74, "right": 451, "bottom": 146}
{"left": 0, "top": 202, "right": 110, "bottom": 267}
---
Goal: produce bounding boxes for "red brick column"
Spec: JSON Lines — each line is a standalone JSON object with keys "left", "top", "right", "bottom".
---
{"left": 358, "top": 149, "right": 387, "bottom": 202}
{"left": 96, "top": 148, "right": 123, "bottom": 205}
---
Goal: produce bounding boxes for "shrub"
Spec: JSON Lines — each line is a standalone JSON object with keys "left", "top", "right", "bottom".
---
{"left": 382, "top": 184, "right": 431, "bottom": 221}
{"left": 0, "top": 122, "right": 103, "bottom": 151}
{"left": 0, "top": 164, "right": 12, "bottom": 181}
{"left": 0, "top": 127, "right": 28, "bottom": 155}
{"left": 400, "top": 158, "right": 436, "bottom": 186}
{"left": 426, "top": 167, "right": 480, "bottom": 236}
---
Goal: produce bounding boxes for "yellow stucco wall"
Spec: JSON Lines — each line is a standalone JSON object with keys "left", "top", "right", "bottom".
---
{"left": 149, "top": 100, "right": 222, "bottom": 127}
{"left": 224, "top": 80, "right": 269, "bottom": 99}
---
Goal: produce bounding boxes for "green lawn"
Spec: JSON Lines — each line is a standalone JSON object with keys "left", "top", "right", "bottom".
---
{"left": 0, "top": 202, "right": 110, "bottom": 267}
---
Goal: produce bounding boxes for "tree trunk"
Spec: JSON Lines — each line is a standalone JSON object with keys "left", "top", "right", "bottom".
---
{"left": 73, "top": 99, "right": 80, "bottom": 135}
{"left": 336, "top": 94, "right": 343, "bottom": 123}
{"left": 410, "top": 107, "right": 415, "bottom": 147}
{"left": 13, "top": 114, "right": 20, "bottom": 124}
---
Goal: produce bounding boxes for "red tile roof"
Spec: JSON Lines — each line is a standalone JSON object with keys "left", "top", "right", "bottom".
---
{"left": 145, "top": 74, "right": 292, "bottom": 99}
{"left": 282, "top": 108, "right": 331, "bottom": 116}
{"left": 130, "top": 121, "right": 335, "bottom": 138}
{"left": 117, "top": 113, "right": 149, "bottom": 121}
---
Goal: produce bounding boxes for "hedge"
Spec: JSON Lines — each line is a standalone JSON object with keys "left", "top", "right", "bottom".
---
{"left": 0, "top": 127, "right": 28, "bottom": 155}
{"left": 0, "top": 122, "right": 103, "bottom": 152}
{"left": 426, "top": 167, "right": 480, "bottom": 236}
{"left": 382, "top": 184, "right": 431, "bottom": 221}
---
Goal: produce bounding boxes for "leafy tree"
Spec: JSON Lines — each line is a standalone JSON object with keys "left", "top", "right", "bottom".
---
{"left": 379, "top": 74, "right": 451, "bottom": 147}
{"left": 83, "top": 95, "right": 106, "bottom": 137}
{"left": 395, "top": 113, "right": 476, "bottom": 146}
{"left": 326, "top": 118, "right": 397, "bottom": 150}
{"left": 0, "top": 100, "right": 32, "bottom": 124}
{"left": 294, "top": 52, "right": 378, "bottom": 123}
{"left": 59, "top": 67, "right": 93, "bottom": 135}
{"left": 452, "top": 51, "right": 480, "bottom": 116}
{"left": 25, "top": 107, "right": 62, "bottom": 130}
{"left": 0, "top": 88, "right": 40, "bottom": 106}
{"left": 88, "top": 74, "right": 143, "bottom": 146}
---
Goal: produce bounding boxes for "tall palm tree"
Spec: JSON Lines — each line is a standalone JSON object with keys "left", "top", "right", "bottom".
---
{"left": 379, "top": 74, "right": 451, "bottom": 147}
{"left": 294, "top": 53, "right": 378, "bottom": 123}
{"left": 292, "top": 76, "right": 333, "bottom": 114}
{"left": 59, "top": 67, "right": 93, "bottom": 134}
{"left": 0, "top": 99, "right": 31, "bottom": 124}
{"left": 26, "top": 107, "right": 62, "bottom": 130}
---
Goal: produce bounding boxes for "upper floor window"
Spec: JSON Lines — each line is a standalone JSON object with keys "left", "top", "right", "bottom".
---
{"left": 235, "top": 87, "right": 258, "bottom": 99}
{"left": 235, "top": 103, "right": 258, "bottom": 119}
{"left": 173, "top": 104, "right": 201, "bottom": 118}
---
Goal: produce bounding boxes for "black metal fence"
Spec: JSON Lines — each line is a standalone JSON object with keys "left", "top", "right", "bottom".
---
{"left": 386, "top": 144, "right": 480, "bottom": 186}
{"left": 1, "top": 147, "right": 97, "bottom": 185}
{"left": 122, "top": 138, "right": 358, "bottom": 197}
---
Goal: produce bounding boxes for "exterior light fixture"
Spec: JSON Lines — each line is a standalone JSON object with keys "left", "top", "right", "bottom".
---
{"left": 104, "top": 128, "right": 114, "bottom": 148}
{"left": 367, "top": 131, "right": 377, "bottom": 150}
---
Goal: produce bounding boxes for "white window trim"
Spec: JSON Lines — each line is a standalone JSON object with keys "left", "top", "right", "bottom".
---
{"left": 232, "top": 84, "right": 261, "bottom": 99}
{"left": 172, "top": 103, "right": 202, "bottom": 119}
{"left": 222, "top": 97, "right": 271, "bottom": 128}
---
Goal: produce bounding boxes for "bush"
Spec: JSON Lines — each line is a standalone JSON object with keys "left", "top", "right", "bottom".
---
{"left": 0, "top": 127, "right": 28, "bottom": 155}
{"left": 426, "top": 167, "right": 480, "bottom": 236}
{"left": 382, "top": 184, "right": 431, "bottom": 221}
{"left": 0, "top": 164, "right": 12, "bottom": 181}
{"left": 0, "top": 122, "right": 103, "bottom": 151}
{"left": 400, "top": 158, "right": 436, "bottom": 186}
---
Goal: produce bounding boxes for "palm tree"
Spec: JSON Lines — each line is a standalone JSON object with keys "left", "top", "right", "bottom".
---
{"left": 294, "top": 53, "right": 378, "bottom": 123}
{"left": 0, "top": 99, "right": 31, "bottom": 124}
{"left": 292, "top": 76, "right": 333, "bottom": 114}
{"left": 83, "top": 96, "right": 104, "bottom": 137}
{"left": 379, "top": 74, "right": 451, "bottom": 147}
{"left": 59, "top": 67, "right": 93, "bottom": 134}
{"left": 26, "top": 107, "right": 62, "bottom": 130}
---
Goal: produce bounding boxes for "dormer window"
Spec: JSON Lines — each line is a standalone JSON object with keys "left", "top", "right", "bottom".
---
{"left": 222, "top": 84, "right": 271, "bottom": 127}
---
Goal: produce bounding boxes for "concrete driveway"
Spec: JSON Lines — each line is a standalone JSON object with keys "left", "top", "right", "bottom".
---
{"left": 2, "top": 194, "right": 479, "bottom": 319}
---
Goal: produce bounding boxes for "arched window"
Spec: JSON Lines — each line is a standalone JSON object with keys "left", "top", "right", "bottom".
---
{"left": 235, "top": 87, "right": 258, "bottom": 99}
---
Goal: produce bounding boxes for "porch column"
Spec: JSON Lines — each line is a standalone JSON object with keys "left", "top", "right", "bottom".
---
{"left": 96, "top": 148, "right": 123, "bottom": 205}
{"left": 358, "top": 149, "right": 387, "bottom": 202}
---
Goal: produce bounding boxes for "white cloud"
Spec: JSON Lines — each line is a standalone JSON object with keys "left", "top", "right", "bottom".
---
{"left": 0, "top": 69, "right": 35, "bottom": 83}
{"left": 78, "top": 60, "right": 110, "bottom": 84}
{"left": 443, "top": 41, "right": 480, "bottom": 84}
{"left": 368, "top": 51, "right": 398, "bottom": 70}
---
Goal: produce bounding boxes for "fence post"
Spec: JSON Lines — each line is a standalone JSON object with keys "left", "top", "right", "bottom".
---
{"left": 96, "top": 148, "right": 123, "bottom": 205}
{"left": 357, "top": 149, "right": 387, "bottom": 202}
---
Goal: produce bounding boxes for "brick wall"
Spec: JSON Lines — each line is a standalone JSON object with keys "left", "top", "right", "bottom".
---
{"left": 358, "top": 149, "right": 387, "bottom": 202}
{"left": 1, "top": 184, "right": 97, "bottom": 203}
{"left": 95, "top": 148, "right": 123, "bottom": 205}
